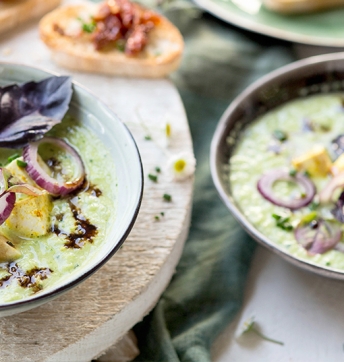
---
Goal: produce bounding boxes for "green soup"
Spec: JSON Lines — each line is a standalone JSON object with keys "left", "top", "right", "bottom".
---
{"left": 0, "top": 116, "right": 116, "bottom": 303}
{"left": 229, "top": 93, "right": 344, "bottom": 270}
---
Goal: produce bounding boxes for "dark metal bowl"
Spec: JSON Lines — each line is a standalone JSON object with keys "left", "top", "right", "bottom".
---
{"left": 211, "top": 52, "right": 344, "bottom": 280}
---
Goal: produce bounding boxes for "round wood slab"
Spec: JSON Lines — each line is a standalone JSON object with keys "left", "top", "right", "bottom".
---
{"left": 0, "top": 7, "right": 194, "bottom": 361}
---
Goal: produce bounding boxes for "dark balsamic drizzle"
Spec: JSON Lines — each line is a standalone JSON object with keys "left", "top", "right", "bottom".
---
{"left": 0, "top": 262, "right": 52, "bottom": 293}
{"left": 51, "top": 178, "right": 100, "bottom": 249}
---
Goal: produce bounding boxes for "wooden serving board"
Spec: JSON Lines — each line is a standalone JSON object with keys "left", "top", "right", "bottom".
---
{"left": 0, "top": 4, "right": 194, "bottom": 361}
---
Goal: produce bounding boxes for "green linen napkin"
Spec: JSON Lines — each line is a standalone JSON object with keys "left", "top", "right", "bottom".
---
{"left": 133, "top": 6, "right": 297, "bottom": 362}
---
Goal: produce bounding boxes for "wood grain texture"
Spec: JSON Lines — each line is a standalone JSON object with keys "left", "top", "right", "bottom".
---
{"left": 0, "top": 4, "right": 194, "bottom": 360}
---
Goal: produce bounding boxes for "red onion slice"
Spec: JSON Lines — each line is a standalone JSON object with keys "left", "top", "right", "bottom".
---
{"left": 257, "top": 169, "right": 316, "bottom": 210}
{"left": 0, "top": 192, "right": 15, "bottom": 225}
{"left": 23, "top": 137, "right": 85, "bottom": 196}
{"left": 319, "top": 172, "right": 344, "bottom": 204}
{"left": 295, "top": 219, "right": 342, "bottom": 255}
{"left": 0, "top": 168, "right": 8, "bottom": 195}
{"left": 7, "top": 184, "right": 44, "bottom": 196}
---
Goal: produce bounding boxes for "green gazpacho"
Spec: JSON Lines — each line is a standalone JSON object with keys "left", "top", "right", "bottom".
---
{"left": 229, "top": 93, "right": 344, "bottom": 270}
{"left": 0, "top": 76, "right": 116, "bottom": 303}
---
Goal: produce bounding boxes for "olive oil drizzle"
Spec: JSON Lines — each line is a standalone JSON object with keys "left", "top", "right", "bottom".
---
{"left": 0, "top": 262, "right": 52, "bottom": 293}
{"left": 51, "top": 180, "right": 100, "bottom": 249}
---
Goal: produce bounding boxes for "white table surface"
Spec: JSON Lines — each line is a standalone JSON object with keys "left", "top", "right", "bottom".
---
{"left": 212, "top": 244, "right": 344, "bottom": 362}
{"left": 210, "top": 43, "right": 344, "bottom": 362}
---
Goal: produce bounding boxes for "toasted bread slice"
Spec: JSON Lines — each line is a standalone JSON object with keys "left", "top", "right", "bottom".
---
{"left": 263, "top": 0, "right": 344, "bottom": 14}
{"left": 39, "top": 2, "right": 184, "bottom": 78}
{"left": 0, "top": 0, "right": 61, "bottom": 35}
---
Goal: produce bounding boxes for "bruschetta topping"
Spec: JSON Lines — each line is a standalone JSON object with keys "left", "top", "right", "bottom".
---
{"left": 91, "top": 0, "right": 160, "bottom": 55}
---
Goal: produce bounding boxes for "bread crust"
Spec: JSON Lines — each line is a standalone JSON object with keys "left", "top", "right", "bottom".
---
{"left": 39, "top": 3, "right": 184, "bottom": 78}
{"left": 0, "top": 0, "right": 61, "bottom": 35}
{"left": 263, "top": 0, "right": 344, "bottom": 14}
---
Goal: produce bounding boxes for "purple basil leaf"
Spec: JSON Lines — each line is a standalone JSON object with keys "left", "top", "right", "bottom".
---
{"left": 0, "top": 76, "right": 72, "bottom": 148}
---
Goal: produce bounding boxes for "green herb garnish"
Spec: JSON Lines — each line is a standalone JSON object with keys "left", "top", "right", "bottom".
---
{"left": 115, "top": 39, "right": 126, "bottom": 52}
{"left": 309, "top": 201, "right": 319, "bottom": 211}
{"left": 7, "top": 153, "right": 20, "bottom": 164}
{"left": 77, "top": 17, "right": 96, "bottom": 33}
{"left": 16, "top": 159, "right": 27, "bottom": 168}
{"left": 273, "top": 129, "right": 288, "bottom": 142}
{"left": 144, "top": 135, "right": 152, "bottom": 140}
{"left": 148, "top": 174, "right": 158, "bottom": 182}
{"left": 289, "top": 169, "right": 297, "bottom": 177}
{"left": 155, "top": 167, "right": 161, "bottom": 173}
{"left": 163, "top": 193, "right": 172, "bottom": 202}
{"left": 154, "top": 215, "right": 160, "bottom": 221}
{"left": 272, "top": 214, "right": 293, "bottom": 231}
{"left": 300, "top": 211, "right": 317, "bottom": 224}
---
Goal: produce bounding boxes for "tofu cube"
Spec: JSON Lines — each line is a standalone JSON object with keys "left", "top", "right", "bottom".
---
{"left": 4, "top": 193, "right": 52, "bottom": 238}
{"left": 292, "top": 146, "right": 332, "bottom": 177}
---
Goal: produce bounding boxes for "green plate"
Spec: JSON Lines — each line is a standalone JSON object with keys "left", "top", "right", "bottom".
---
{"left": 193, "top": 0, "right": 344, "bottom": 47}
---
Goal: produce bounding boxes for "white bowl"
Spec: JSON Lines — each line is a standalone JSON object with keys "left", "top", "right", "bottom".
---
{"left": 0, "top": 62, "right": 143, "bottom": 316}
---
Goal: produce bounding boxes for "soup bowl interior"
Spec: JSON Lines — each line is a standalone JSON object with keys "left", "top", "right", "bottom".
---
{"left": 211, "top": 52, "right": 344, "bottom": 280}
{"left": 0, "top": 63, "right": 143, "bottom": 316}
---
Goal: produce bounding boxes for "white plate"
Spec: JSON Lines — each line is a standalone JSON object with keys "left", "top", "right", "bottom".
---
{"left": 193, "top": 0, "right": 344, "bottom": 47}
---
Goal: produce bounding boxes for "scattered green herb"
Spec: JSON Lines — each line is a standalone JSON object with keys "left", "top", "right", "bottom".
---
{"left": 309, "top": 201, "right": 319, "bottom": 211}
{"left": 115, "top": 39, "right": 126, "bottom": 52}
{"left": 163, "top": 193, "right": 172, "bottom": 202}
{"left": 148, "top": 174, "right": 158, "bottom": 182}
{"left": 144, "top": 135, "right": 152, "bottom": 141}
{"left": 7, "top": 153, "right": 20, "bottom": 164}
{"left": 272, "top": 214, "right": 293, "bottom": 231}
{"left": 326, "top": 261, "right": 331, "bottom": 266}
{"left": 16, "top": 159, "right": 27, "bottom": 168}
{"left": 320, "top": 124, "right": 331, "bottom": 132}
{"left": 289, "top": 169, "right": 297, "bottom": 177}
{"left": 160, "top": 212, "right": 165, "bottom": 216}
{"left": 273, "top": 129, "right": 288, "bottom": 142}
{"left": 78, "top": 17, "right": 96, "bottom": 33}
{"left": 154, "top": 215, "right": 160, "bottom": 221}
{"left": 300, "top": 211, "right": 318, "bottom": 224}
{"left": 155, "top": 166, "right": 161, "bottom": 173}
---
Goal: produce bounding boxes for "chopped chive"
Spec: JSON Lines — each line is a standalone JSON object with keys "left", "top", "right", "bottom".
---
{"left": 300, "top": 211, "right": 317, "bottom": 224}
{"left": 16, "top": 159, "right": 27, "bottom": 168}
{"left": 148, "top": 174, "right": 158, "bottom": 182}
{"left": 115, "top": 39, "right": 126, "bottom": 52}
{"left": 272, "top": 213, "right": 293, "bottom": 231}
{"left": 7, "top": 153, "right": 20, "bottom": 163}
{"left": 163, "top": 193, "right": 172, "bottom": 202}
{"left": 81, "top": 21, "right": 96, "bottom": 33}
{"left": 309, "top": 201, "right": 319, "bottom": 211}
{"left": 144, "top": 135, "right": 152, "bottom": 140}
{"left": 273, "top": 129, "right": 288, "bottom": 142}
{"left": 289, "top": 169, "right": 297, "bottom": 177}
{"left": 155, "top": 166, "right": 161, "bottom": 173}
{"left": 272, "top": 213, "right": 281, "bottom": 220}
{"left": 160, "top": 212, "right": 165, "bottom": 216}
{"left": 154, "top": 215, "right": 160, "bottom": 221}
